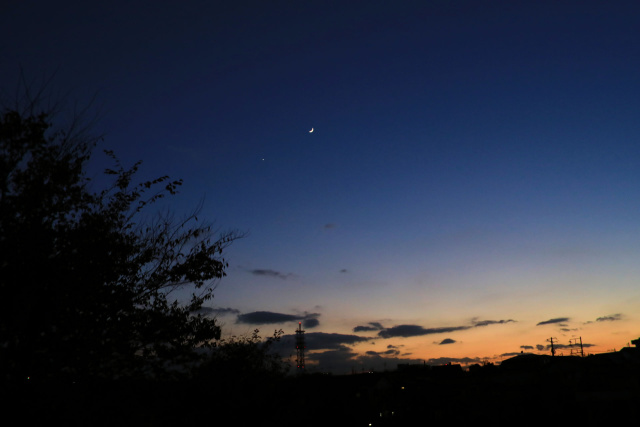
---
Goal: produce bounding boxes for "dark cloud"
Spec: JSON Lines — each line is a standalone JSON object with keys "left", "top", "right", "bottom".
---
{"left": 237, "top": 311, "right": 299, "bottom": 324}
{"left": 303, "top": 313, "right": 321, "bottom": 329}
{"left": 520, "top": 345, "right": 534, "bottom": 350}
{"left": 353, "top": 322, "right": 385, "bottom": 333}
{"left": 365, "top": 349, "right": 401, "bottom": 357}
{"left": 536, "top": 317, "right": 570, "bottom": 326}
{"left": 302, "top": 317, "right": 320, "bottom": 329}
{"left": 378, "top": 324, "right": 470, "bottom": 338}
{"left": 269, "top": 317, "right": 522, "bottom": 374}
{"left": 596, "top": 314, "right": 622, "bottom": 322}
{"left": 324, "top": 223, "right": 337, "bottom": 229}
{"left": 536, "top": 344, "right": 545, "bottom": 351}
{"left": 473, "top": 319, "right": 516, "bottom": 327}
{"left": 353, "top": 325, "right": 376, "bottom": 332}
{"left": 375, "top": 318, "right": 517, "bottom": 339}
{"left": 304, "top": 346, "right": 425, "bottom": 375}
{"left": 236, "top": 311, "right": 320, "bottom": 327}
{"left": 339, "top": 269, "right": 348, "bottom": 273}
{"left": 271, "top": 332, "right": 371, "bottom": 355}
{"left": 248, "top": 269, "right": 295, "bottom": 280}
{"left": 305, "top": 346, "right": 357, "bottom": 374}
{"left": 303, "top": 332, "right": 371, "bottom": 350}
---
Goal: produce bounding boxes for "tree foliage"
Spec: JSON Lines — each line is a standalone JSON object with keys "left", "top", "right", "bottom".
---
{"left": 197, "top": 329, "right": 289, "bottom": 382}
{"left": 0, "top": 105, "right": 240, "bottom": 382}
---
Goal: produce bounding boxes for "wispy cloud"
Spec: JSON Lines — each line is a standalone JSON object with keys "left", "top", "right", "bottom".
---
{"left": 247, "top": 268, "right": 296, "bottom": 280}
{"left": 376, "top": 318, "right": 517, "bottom": 339}
{"left": 353, "top": 322, "right": 385, "bottom": 333}
{"left": 193, "top": 306, "right": 239, "bottom": 316}
{"left": 596, "top": 313, "right": 622, "bottom": 322}
{"left": 212, "top": 307, "right": 240, "bottom": 315}
{"left": 366, "top": 348, "right": 401, "bottom": 357}
{"left": 536, "top": 317, "right": 570, "bottom": 326}
{"left": 472, "top": 319, "right": 516, "bottom": 327}
{"left": 378, "top": 324, "right": 471, "bottom": 338}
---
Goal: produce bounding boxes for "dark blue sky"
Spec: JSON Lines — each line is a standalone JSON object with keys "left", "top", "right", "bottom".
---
{"left": 3, "top": 0, "right": 640, "bottom": 373}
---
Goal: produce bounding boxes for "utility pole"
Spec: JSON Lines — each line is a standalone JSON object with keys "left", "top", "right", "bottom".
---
{"left": 569, "top": 337, "right": 584, "bottom": 357}
{"left": 295, "top": 322, "right": 306, "bottom": 371}
{"left": 547, "top": 337, "right": 557, "bottom": 356}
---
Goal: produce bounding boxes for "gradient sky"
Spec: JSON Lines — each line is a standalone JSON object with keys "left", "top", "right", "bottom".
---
{"left": 3, "top": 0, "right": 640, "bottom": 374}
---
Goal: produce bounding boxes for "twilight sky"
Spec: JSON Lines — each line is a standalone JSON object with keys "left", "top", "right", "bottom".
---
{"left": 3, "top": 0, "right": 640, "bottom": 374}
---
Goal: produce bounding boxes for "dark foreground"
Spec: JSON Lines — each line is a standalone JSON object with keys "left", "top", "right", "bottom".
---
{"left": 5, "top": 353, "right": 640, "bottom": 426}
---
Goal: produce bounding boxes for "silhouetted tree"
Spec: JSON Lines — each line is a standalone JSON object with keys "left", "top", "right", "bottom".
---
{"left": 0, "top": 101, "right": 241, "bottom": 383}
{"left": 192, "top": 328, "right": 289, "bottom": 416}
{"left": 196, "top": 329, "right": 289, "bottom": 380}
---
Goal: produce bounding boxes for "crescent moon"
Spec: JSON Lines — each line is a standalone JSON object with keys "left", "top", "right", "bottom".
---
{"left": 309, "top": 128, "right": 314, "bottom": 133}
